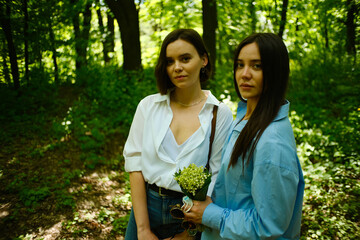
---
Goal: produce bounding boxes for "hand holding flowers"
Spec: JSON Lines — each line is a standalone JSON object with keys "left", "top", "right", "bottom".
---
{"left": 171, "top": 164, "right": 212, "bottom": 235}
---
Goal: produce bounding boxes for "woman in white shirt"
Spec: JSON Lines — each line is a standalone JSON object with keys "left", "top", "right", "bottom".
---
{"left": 123, "top": 29, "right": 233, "bottom": 240}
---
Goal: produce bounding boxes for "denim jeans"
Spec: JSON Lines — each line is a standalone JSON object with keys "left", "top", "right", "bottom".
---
{"left": 124, "top": 187, "right": 184, "bottom": 240}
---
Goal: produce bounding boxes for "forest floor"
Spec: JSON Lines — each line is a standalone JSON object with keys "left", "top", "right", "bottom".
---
{"left": 0, "top": 86, "right": 130, "bottom": 240}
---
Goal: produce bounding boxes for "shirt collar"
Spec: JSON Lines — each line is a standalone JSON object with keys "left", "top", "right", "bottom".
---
{"left": 234, "top": 100, "right": 290, "bottom": 123}
{"left": 153, "top": 90, "right": 220, "bottom": 106}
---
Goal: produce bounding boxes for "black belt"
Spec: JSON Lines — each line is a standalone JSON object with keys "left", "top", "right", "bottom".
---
{"left": 148, "top": 183, "right": 184, "bottom": 198}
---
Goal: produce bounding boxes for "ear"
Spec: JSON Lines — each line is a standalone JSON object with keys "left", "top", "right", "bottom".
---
{"left": 202, "top": 54, "right": 209, "bottom": 67}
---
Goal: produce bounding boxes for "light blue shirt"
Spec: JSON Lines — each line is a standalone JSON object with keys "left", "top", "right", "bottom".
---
{"left": 202, "top": 101, "right": 305, "bottom": 240}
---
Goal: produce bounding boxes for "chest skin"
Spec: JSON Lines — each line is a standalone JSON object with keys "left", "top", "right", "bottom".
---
{"left": 169, "top": 102, "right": 204, "bottom": 145}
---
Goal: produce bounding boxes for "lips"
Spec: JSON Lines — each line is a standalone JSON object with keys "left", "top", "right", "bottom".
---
{"left": 240, "top": 83, "right": 253, "bottom": 88}
{"left": 175, "top": 75, "right": 187, "bottom": 80}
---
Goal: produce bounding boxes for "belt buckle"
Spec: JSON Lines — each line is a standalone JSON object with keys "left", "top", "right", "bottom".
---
{"left": 158, "top": 187, "right": 167, "bottom": 197}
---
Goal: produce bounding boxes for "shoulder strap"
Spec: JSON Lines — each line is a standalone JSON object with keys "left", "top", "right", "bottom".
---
{"left": 206, "top": 104, "right": 218, "bottom": 170}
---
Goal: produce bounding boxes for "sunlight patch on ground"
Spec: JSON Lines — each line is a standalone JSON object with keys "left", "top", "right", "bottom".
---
{"left": 0, "top": 203, "right": 10, "bottom": 218}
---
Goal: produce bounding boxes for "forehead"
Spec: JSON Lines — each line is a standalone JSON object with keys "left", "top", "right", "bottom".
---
{"left": 166, "top": 39, "right": 198, "bottom": 57}
{"left": 238, "top": 42, "right": 260, "bottom": 60}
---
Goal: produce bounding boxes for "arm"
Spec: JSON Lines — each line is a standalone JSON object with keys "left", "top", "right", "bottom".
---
{"left": 201, "top": 143, "right": 300, "bottom": 239}
{"left": 124, "top": 98, "right": 158, "bottom": 239}
{"left": 129, "top": 172, "right": 158, "bottom": 240}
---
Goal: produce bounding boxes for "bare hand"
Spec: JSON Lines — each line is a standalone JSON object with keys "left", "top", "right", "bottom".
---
{"left": 163, "top": 230, "right": 195, "bottom": 239}
{"left": 183, "top": 196, "right": 212, "bottom": 224}
{"left": 138, "top": 228, "right": 159, "bottom": 240}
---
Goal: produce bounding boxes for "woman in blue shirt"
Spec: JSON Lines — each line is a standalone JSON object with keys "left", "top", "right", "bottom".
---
{"left": 184, "top": 33, "right": 305, "bottom": 239}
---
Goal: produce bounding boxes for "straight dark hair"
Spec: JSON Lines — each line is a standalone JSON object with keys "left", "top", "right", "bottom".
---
{"left": 155, "top": 29, "right": 212, "bottom": 95}
{"left": 229, "top": 33, "right": 290, "bottom": 169}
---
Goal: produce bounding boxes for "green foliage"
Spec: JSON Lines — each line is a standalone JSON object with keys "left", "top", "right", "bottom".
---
{"left": 111, "top": 214, "right": 130, "bottom": 236}
{"left": 288, "top": 52, "right": 360, "bottom": 239}
{"left": 19, "top": 187, "right": 51, "bottom": 209}
{"left": 53, "top": 64, "right": 157, "bottom": 169}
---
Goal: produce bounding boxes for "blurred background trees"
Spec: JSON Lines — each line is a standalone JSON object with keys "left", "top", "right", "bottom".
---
{"left": 0, "top": 0, "right": 359, "bottom": 239}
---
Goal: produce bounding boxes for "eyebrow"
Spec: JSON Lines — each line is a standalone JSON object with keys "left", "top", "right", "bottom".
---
{"left": 236, "top": 59, "right": 261, "bottom": 62}
{"left": 166, "top": 53, "right": 192, "bottom": 58}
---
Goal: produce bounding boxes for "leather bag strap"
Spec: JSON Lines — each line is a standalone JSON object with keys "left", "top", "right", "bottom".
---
{"left": 206, "top": 104, "right": 218, "bottom": 170}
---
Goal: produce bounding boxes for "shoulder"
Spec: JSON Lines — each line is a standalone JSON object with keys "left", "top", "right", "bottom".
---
{"left": 138, "top": 93, "right": 167, "bottom": 108}
{"left": 255, "top": 117, "right": 298, "bottom": 170}
{"left": 217, "top": 102, "right": 233, "bottom": 123}
{"left": 206, "top": 91, "right": 233, "bottom": 120}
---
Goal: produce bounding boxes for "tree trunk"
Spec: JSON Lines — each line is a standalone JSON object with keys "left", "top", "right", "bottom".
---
{"left": 1, "top": 45, "right": 11, "bottom": 85}
{"left": 105, "top": 0, "right": 142, "bottom": 71}
{"left": 202, "top": 0, "right": 217, "bottom": 78}
{"left": 345, "top": 0, "right": 356, "bottom": 55}
{"left": 107, "top": 12, "right": 115, "bottom": 53}
{"left": 96, "top": 0, "right": 110, "bottom": 63}
{"left": 80, "top": 2, "right": 92, "bottom": 65}
{"left": 49, "top": 20, "right": 59, "bottom": 83}
{"left": 71, "top": 0, "right": 81, "bottom": 70}
{"left": 23, "top": 0, "right": 29, "bottom": 86}
{"left": 278, "top": 0, "right": 289, "bottom": 39}
{"left": 249, "top": 0, "right": 256, "bottom": 33}
{"left": 0, "top": 0, "right": 20, "bottom": 89}
{"left": 71, "top": 0, "right": 92, "bottom": 71}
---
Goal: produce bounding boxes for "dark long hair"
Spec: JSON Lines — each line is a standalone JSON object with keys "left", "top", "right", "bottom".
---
{"left": 229, "top": 33, "right": 290, "bottom": 169}
{"left": 155, "top": 29, "right": 212, "bottom": 95}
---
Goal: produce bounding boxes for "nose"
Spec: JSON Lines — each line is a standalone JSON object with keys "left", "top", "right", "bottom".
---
{"left": 241, "top": 66, "right": 251, "bottom": 79}
{"left": 174, "top": 61, "right": 183, "bottom": 72}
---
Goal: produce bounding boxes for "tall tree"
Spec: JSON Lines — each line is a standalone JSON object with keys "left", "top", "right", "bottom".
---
{"left": 278, "top": 0, "right": 289, "bottom": 39}
{"left": 96, "top": 0, "right": 109, "bottom": 63}
{"left": 202, "top": 0, "right": 217, "bottom": 77}
{"left": 71, "top": 0, "right": 92, "bottom": 71}
{"left": 0, "top": 0, "right": 20, "bottom": 89}
{"left": 105, "top": 0, "right": 142, "bottom": 70}
{"left": 106, "top": 12, "right": 115, "bottom": 54}
{"left": 249, "top": 0, "right": 256, "bottom": 33}
{"left": 95, "top": 0, "right": 114, "bottom": 64}
{"left": 23, "top": 0, "right": 29, "bottom": 86}
{"left": 345, "top": 0, "right": 356, "bottom": 56}
{"left": 1, "top": 42, "right": 11, "bottom": 85}
{"left": 49, "top": 19, "right": 59, "bottom": 83}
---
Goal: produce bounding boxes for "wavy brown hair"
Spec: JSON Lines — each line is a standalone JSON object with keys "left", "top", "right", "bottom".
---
{"left": 229, "top": 33, "right": 290, "bottom": 170}
{"left": 155, "top": 29, "right": 212, "bottom": 95}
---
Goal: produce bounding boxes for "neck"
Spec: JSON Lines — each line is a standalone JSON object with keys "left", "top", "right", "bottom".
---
{"left": 244, "top": 99, "right": 258, "bottom": 120}
{"left": 172, "top": 85, "right": 204, "bottom": 105}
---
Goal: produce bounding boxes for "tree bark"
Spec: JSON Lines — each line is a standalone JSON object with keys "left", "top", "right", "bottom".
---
{"left": 23, "top": 0, "right": 29, "bottom": 86}
{"left": 105, "top": 0, "right": 142, "bottom": 71}
{"left": 202, "top": 0, "right": 217, "bottom": 78}
{"left": 106, "top": 12, "right": 115, "bottom": 53}
{"left": 0, "top": 0, "right": 20, "bottom": 89}
{"left": 49, "top": 20, "right": 59, "bottom": 83}
{"left": 278, "top": 0, "right": 289, "bottom": 39}
{"left": 1, "top": 45, "right": 11, "bottom": 85}
{"left": 345, "top": 0, "right": 356, "bottom": 55}
{"left": 71, "top": 0, "right": 92, "bottom": 71}
{"left": 249, "top": 0, "right": 256, "bottom": 33}
{"left": 96, "top": 1, "right": 110, "bottom": 63}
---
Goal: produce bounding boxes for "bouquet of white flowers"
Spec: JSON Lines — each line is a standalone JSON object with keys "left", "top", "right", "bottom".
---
{"left": 174, "top": 163, "right": 212, "bottom": 201}
{"left": 170, "top": 163, "right": 212, "bottom": 236}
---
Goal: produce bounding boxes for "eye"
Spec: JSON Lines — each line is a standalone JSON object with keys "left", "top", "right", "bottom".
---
{"left": 253, "top": 63, "right": 262, "bottom": 70}
{"left": 166, "top": 59, "right": 174, "bottom": 66}
{"left": 182, "top": 56, "right": 191, "bottom": 62}
{"left": 236, "top": 62, "right": 244, "bottom": 69}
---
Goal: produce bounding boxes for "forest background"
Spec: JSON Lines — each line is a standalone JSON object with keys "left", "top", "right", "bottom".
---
{"left": 0, "top": 0, "right": 359, "bottom": 239}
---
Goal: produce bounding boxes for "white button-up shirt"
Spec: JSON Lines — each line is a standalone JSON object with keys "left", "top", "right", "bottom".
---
{"left": 124, "top": 90, "right": 233, "bottom": 194}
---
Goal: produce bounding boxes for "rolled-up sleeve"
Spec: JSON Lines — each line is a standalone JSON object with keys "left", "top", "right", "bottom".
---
{"left": 202, "top": 140, "right": 300, "bottom": 239}
{"left": 123, "top": 100, "right": 146, "bottom": 172}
